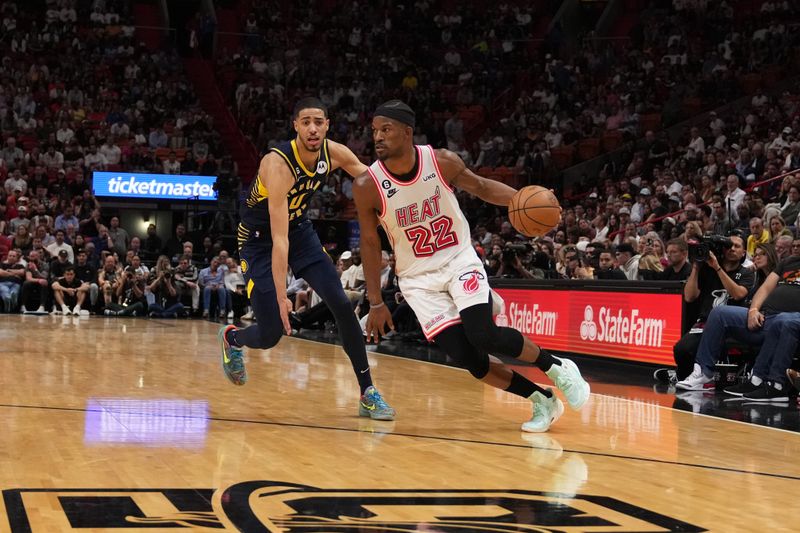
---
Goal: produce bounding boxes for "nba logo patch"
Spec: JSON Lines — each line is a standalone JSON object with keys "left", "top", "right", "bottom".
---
{"left": 458, "top": 270, "right": 485, "bottom": 294}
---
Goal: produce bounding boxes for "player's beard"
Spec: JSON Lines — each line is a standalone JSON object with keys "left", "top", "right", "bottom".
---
{"left": 300, "top": 137, "right": 322, "bottom": 152}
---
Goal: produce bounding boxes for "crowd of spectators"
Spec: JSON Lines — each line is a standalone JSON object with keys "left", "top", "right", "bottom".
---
{"left": 0, "top": 0, "right": 247, "bottom": 318}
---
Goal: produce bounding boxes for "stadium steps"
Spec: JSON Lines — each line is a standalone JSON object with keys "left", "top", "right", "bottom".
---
{"left": 183, "top": 57, "right": 259, "bottom": 181}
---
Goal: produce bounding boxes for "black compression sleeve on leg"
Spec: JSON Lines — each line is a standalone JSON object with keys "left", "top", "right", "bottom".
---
{"left": 460, "top": 303, "right": 524, "bottom": 357}
{"left": 505, "top": 371, "right": 552, "bottom": 399}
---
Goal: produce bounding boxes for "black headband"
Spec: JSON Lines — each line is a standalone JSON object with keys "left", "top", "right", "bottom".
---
{"left": 374, "top": 100, "right": 415, "bottom": 128}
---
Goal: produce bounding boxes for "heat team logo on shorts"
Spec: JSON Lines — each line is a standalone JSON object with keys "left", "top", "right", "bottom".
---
{"left": 240, "top": 259, "right": 249, "bottom": 274}
{"left": 458, "top": 270, "right": 485, "bottom": 294}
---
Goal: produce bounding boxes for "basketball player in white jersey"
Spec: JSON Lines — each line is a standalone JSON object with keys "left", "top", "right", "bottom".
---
{"left": 353, "top": 100, "right": 590, "bottom": 432}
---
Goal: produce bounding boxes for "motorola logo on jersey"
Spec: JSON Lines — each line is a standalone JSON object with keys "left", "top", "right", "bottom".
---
{"left": 2, "top": 482, "right": 702, "bottom": 532}
{"left": 316, "top": 160, "right": 328, "bottom": 174}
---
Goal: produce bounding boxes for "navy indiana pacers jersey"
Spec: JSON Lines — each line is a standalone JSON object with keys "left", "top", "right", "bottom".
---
{"left": 239, "top": 139, "right": 330, "bottom": 244}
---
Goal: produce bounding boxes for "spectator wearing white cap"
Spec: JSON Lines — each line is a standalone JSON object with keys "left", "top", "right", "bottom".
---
{"left": 338, "top": 250, "right": 364, "bottom": 305}
{"left": 8, "top": 205, "right": 31, "bottom": 234}
{"left": 769, "top": 127, "right": 792, "bottom": 152}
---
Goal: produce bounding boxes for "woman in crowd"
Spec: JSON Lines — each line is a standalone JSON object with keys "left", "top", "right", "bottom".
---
{"left": 769, "top": 215, "right": 792, "bottom": 242}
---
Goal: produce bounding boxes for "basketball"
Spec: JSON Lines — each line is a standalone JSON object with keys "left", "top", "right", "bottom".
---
{"left": 507, "top": 185, "right": 562, "bottom": 237}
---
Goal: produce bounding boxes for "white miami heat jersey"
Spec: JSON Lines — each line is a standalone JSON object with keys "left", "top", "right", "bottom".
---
{"left": 367, "top": 145, "right": 475, "bottom": 278}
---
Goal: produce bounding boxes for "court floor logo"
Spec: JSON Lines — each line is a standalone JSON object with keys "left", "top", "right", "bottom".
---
{"left": 3, "top": 482, "right": 705, "bottom": 532}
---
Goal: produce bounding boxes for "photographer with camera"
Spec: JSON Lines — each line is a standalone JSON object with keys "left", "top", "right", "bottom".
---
{"left": 147, "top": 255, "right": 185, "bottom": 318}
{"left": 495, "top": 243, "right": 535, "bottom": 279}
{"left": 677, "top": 242, "right": 800, "bottom": 401}
{"left": 667, "top": 234, "right": 753, "bottom": 383}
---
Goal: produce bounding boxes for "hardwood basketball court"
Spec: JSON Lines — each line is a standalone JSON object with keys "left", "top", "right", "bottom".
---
{"left": 0, "top": 315, "right": 797, "bottom": 532}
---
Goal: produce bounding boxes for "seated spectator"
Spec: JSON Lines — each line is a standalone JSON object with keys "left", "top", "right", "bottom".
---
{"left": 73, "top": 249, "right": 98, "bottom": 311}
{"left": 594, "top": 247, "right": 627, "bottom": 280}
{"left": 21, "top": 249, "right": 49, "bottom": 313}
{"left": 769, "top": 215, "right": 792, "bottom": 243}
{"left": 46, "top": 230, "right": 74, "bottom": 263}
{"left": 678, "top": 250, "right": 800, "bottom": 401}
{"left": 671, "top": 235, "right": 752, "bottom": 382}
{"left": 615, "top": 243, "right": 641, "bottom": 280}
{"left": 223, "top": 257, "right": 247, "bottom": 320}
{"left": 198, "top": 255, "right": 226, "bottom": 318}
{"left": 147, "top": 255, "right": 185, "bottom": 318}
{"left": 52, "top": 266, "right": 89, "bottom": 316}
{"left": 0, "top": 249, "right": 25, "bottom": 312}
{"left": 174, "top": 254, "right": 200, "bottom": 313}
{"left": 105, "top": 267, "right": 148, "bottom": 317}
{"left": 8, "top": 205, "right": 31, "bottom": 235}
{"left": 98, "top": 255, "right": 123, "bottom": 308}
{"left": 746, "top": 217, "right": 770, "bottom": 257}
{"left": 659, "top": 239, "right": 691, "bottom": 281}
{"left": 11, "top": 224, "right": 32, "bottom": 256}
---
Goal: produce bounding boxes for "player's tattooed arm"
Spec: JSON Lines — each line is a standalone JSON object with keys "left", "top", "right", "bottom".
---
{"left": 434, "top": 149, "right": 517, "bottom": 206}
{"left": 328, "top": 140, "right": 368, "bottom": 178}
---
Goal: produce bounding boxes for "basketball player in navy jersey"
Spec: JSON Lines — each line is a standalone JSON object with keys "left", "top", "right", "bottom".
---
{"left": 353, "top": 100, "right": 589, "bottom": 432}
{"left": 219, "top": 97, "right": 395, "bottom": 420}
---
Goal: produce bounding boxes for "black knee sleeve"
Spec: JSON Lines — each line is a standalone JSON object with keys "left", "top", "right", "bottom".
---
{"left": 461, "top": 303, "right": 525, "bottom": 357}
{"left": 433, "top": 323, "right": 491, "bottom": 379}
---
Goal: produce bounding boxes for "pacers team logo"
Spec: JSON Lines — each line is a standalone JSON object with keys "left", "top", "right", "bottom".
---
{"left": 240, "top": 259, "right": 249, "bottom": 274}
{"left": 2, "top": 481, "right": 702, "bottom": 531}
{"left": 458, "top": 270, "right": 485, "bottom": 294}
{"left": 580, "top": 305, "right": 597, "bottom": 341}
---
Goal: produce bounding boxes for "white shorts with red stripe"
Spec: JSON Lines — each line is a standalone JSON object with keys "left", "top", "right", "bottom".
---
{"left": 398, "top": 255, "right": 491, "bottom": 340}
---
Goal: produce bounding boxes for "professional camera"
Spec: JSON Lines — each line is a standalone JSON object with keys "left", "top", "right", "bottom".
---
{"left": 163, "top": 270, "right": 172, "bottom": 279}
{"left": 687, "top": 234, "right": 733, "bottom": 263}
{"left": 502, "top": 242, "right": 532, "bottom": 264}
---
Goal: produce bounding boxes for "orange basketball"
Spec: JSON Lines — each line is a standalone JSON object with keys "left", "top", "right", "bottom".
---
{"left": 507, "top": 185, "right": 562, "bottom": 237}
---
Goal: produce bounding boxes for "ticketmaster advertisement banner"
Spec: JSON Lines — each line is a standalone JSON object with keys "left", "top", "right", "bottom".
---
{"left": 493, "top": 288, "right": 683, "bottom": 365}
{"left": 92, "top": 172, "right": 217, "bottom": 201}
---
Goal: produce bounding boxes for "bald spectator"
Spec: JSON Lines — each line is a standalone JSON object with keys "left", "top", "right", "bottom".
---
{"left": 775, "top": 235, "right": 793, "bottom": 261}
{"left": 747, "top": 218, "right": 770, "bottom": 257}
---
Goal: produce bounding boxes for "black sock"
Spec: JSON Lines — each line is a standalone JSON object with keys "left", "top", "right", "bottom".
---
{"left": 226, "top": 328, "right": 241, "bottom": 348}
{"left": 357, "top": 369, "right": 372, "bottom": 395}
{"left": 534, "top": 349, "right": 560, "bottom": 372}
{"left": 505, "top": 371, "right": 552, "bottom": 399}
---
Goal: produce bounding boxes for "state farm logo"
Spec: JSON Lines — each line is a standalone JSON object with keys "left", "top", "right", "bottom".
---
{"left": 579, "top": 305, "right": 665, "bottom": 347}
{"left": 507, "top": 302, "right": 557, "bottom": 336}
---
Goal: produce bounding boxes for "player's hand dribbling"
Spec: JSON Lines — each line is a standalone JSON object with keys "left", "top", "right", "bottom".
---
{"left": 365, "top": 303, "right": 394, "bottom": 343}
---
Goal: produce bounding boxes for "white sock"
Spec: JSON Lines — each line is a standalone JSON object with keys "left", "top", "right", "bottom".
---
{"left": 751, "top": 375, "right": 763, "bottom": 386}
{"left": 62, "top": 304, "right": 70, "bottom": 314}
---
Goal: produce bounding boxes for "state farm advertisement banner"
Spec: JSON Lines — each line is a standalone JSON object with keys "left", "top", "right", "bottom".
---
{"left": 492, "top": 288, "right": 683, "bottom": 365}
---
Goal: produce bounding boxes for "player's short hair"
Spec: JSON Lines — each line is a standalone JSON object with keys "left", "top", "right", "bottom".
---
{"left": 293, "top": 97, "right": 327, "bottom": 119}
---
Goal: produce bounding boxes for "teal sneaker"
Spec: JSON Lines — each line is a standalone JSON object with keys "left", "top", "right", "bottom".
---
{"left": 522, "top": 388, "right": 564, "bottom": 433}
{"left": 545, "top": 357, "right": 590, "bottom": 410}
{"left": 219, "top": 325, "right": 247, "bottom": 386}
{"left": 359, "top": 386, "right": 396, "bottom": 420}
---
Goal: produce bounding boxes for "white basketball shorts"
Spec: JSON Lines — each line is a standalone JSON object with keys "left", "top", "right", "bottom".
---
{"left": 399, "top": 255, "right": 492, "bottom": 340}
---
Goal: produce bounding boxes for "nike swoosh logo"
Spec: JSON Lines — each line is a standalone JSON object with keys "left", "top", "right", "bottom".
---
{"left": 223, "top": 349, "right": 230, "bottom": 364}
{"left": 360, "top": 402, "right": 376, "bottom": 410}
{"left": 360, "top": 368, "right": 370, "bottom": 374}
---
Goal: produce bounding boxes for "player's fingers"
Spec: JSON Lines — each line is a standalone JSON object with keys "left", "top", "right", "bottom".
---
{"left": 387, "top": 315, "right": 395, "bottom": 331}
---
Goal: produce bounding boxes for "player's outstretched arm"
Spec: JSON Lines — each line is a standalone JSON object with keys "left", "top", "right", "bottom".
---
{"left": 262, "top": 153, "right": 296, "bottom": 334}
{"left": 327, "top": 140, "right": 368, "bottom": 178}
{"left": 353, "top": 172, "right": 394, "bottom": 342}
{"left": 434, "top": 148, "right": 517, "bottom": 206}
